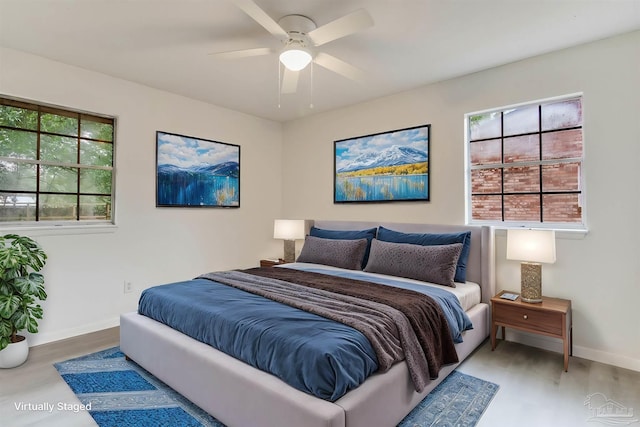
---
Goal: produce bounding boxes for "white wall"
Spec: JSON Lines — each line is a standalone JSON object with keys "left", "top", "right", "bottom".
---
{"left": 282, "top": 31, "right": 640, "bottom": 371}
{"left": 2, "top": 31, "right": 639, "bottom": 372}
{"left": 0, "top": 47, "right": 284, "bottom": 346}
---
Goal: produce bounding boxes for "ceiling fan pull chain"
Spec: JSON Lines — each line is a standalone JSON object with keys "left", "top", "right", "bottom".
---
{"left": 278, "top": 60, "right": 282, "bottom": 108}
{"left": 310, "top": 61, "right": 314, "bottom": 109}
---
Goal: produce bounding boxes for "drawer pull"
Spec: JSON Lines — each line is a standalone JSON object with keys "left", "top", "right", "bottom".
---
{"left": 523, "top": 314, "right": 528, "bottom": 320}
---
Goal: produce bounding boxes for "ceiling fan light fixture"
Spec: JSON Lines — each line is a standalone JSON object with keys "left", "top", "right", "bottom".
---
{"left": 279, "top": 47, "right": 312, "bottom": 71}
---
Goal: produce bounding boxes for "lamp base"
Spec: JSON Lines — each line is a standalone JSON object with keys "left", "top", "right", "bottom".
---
{"left": 521, "top": 262, "right": 543, "bottom": 303}
{"left": 283, "top": 240, "right": 296, "bottom": 263}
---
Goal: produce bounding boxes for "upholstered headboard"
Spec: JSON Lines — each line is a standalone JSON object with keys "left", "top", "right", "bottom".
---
{"left": 307, "top": 220, "right": 495, "bottom": 304}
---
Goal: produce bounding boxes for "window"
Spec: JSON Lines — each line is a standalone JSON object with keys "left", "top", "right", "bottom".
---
{"left": 0, "top": 96, "right": 115, "bottom": 224}
{"left": 466, "top": 95, "right": 584, "bottom": 228}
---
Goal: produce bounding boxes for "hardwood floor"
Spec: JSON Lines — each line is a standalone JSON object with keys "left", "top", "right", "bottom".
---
{"left": 1, "top": 328, "right": 638, "bottom": 427}
{"left": 459, "top": 341, "right": 640, "bottom": 427}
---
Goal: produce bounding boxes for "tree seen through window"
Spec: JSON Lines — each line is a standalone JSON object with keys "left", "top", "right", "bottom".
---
{"left": 0, "top": 97, "right": 115, "bottom": 223}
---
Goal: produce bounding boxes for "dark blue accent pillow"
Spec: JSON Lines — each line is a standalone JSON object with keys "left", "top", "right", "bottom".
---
{"left": 376, "top": 226, "right": 472, "bottom": 283}
{"left": 309, "top": 226, "right": 377, "bottom": 269}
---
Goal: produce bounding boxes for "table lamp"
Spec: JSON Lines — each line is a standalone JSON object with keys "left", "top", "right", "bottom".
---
{"left": 506, "top": 229, "right": 556, "bottom": 303}
{"left": 273, "top": 219, "right": 305, "bottom": 263}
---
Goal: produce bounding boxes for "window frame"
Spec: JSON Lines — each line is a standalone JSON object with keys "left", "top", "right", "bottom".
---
{"left": 0, "top": 95, "right": 117, "bottom": 228}
{"left": 465, "top": 93, "right": 587, "bottom": 231}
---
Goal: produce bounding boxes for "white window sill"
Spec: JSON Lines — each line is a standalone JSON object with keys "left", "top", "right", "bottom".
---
{"left": 492, "top": 227, "right": 588, "bottom": 240}
{"left": 0, "top": 223, "right": 118, "bottom": 237}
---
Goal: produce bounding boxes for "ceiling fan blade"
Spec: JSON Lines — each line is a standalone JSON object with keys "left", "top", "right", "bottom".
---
{"left": 308, "top": 9, "right": 373, "bottom": 46}
{"left": 230, "top": 0, "right": 289, "bottom": 39}
{"left": 209, "top": 47, "right": 274, "bottom": 59}
{"left": 313, "top": 52, "right": 365, "bottom": 82}
{"left": 281, "top": 68, "right": 299, "bottom": 94}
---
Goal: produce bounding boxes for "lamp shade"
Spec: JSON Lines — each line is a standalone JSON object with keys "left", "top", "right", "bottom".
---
{"left": 273, "top": 219, "right": 305, "bottom": 240}
{"left": 506, "top": 229, "right": 556, "bottom": 264}
{"left": 279, "top": 48, "right": 312, "bottom": 71}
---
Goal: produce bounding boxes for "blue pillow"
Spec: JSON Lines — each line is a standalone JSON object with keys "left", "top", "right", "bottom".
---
{"left": 309, "top": 226, "right": 377, "bottom": 269}
{"left": 376, "top": 226, "right": 472, "bottom": 283}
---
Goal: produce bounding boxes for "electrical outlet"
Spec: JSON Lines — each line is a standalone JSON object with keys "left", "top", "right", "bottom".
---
{"left": 124, "top": 281, "right": 133, "bottom": 294}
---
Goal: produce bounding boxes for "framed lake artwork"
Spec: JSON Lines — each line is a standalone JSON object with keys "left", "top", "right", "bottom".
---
{"left": 334, "top": 124, "right": 430, "bottom": 203}
{"left": 156, "top": 131, "right": 240, "bottom": 207}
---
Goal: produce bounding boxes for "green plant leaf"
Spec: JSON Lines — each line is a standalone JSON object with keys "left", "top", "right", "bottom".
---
{"left": 0, "top": 281, "right": 12, "bottom": 295}
{"left": 9, "top": 303, "right": 42, "bottom": 333}
{"left": 12, "top": 311, "right": 28, "bottom": 330}
{"left": 13, "top": 275, "right": 45, "bottom": 297}
{"left": 30, "top": 305, "right": 43, "bottom": 320}
{"left": 25, "top": 316, "right": 38, "bottom": 334}
{"left": 20, "top": 294, "right": 35, "bottom": 306}
{"left": 28, "top": 272, "right": 44, "bottom": 285}
{"left": 0, "top": 294, "right": 20, "bottom": 318}
{"left": 0, "top": 234, "right": 47, "bottom": 342}
{"left": 0, "top": 318, "right": 13, "bottom": 337}
{"left": 13, "top": 276, "right": 36, "bottom": 295}
{"left": 0, "top": 234, "right": 47, "bottom": 272}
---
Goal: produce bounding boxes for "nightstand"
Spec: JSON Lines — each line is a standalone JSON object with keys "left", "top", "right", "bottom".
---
{"left": 491, "top": 290, "right": 572, "bottom": 371}
{"left": 259, "top": 259, "right": 288, "bottom": 268}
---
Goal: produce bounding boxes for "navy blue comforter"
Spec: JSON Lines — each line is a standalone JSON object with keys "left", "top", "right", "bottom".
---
{"left": 138, "top": 278, "right": 377, "bottom": 401}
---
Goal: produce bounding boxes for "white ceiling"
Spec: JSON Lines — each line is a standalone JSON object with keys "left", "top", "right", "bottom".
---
{"left": 1, "top": 0, "right": 639, "bottom": 122}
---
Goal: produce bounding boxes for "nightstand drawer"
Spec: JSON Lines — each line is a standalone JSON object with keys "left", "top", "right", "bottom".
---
{"left": 494, "top": 304, "right": 562, "bottom": 336}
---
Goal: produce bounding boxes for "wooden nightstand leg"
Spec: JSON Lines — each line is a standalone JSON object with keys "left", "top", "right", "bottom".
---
{"left": 563, "top": 315, "right": 569, "bottom": 372}
{"left": 491, "top": 323, "right": 497, "bottom": 350}
{"left": 570, "top": 326, "right": 573, "bottom": 356}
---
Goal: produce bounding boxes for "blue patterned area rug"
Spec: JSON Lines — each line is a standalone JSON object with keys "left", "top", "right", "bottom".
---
{"left": 55, "top": 347, "right": 498, "bottom": 427}
{"left": 398, "top": 370, "right": 499, "bottom": 427}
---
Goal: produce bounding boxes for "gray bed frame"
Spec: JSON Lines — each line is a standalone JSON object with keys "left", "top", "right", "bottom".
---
{"left": 120, "top": 221, "right": 495, "bottom": 427}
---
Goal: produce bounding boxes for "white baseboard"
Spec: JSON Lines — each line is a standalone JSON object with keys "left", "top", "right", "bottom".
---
{"left": 505, "top": 330, "right": 640, "bottom": 372}
{"left": 573, "top": 344, "right": 640, "bottom": 373}
{"left": 27, "top": 316, "right": 120, "bottom": 347}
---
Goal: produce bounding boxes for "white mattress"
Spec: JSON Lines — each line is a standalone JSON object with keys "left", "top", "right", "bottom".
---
{"left": 278, "top": 262, "right": 481, "bottom": 312}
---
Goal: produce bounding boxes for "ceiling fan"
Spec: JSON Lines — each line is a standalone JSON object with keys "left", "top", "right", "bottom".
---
{"left": 212, "top": 0, "right": 374, "bottom": 94}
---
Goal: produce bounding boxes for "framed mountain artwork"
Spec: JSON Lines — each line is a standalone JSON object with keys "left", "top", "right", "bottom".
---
{"left": 334, "top": 124, "right": 430, "bottom": 203}
{"left": 156, "top": 131, "right": 240, "bottom": 207}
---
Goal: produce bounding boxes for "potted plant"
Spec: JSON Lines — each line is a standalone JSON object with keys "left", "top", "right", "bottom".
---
{"left": 0, "top": 234, "right": 47, "bottom": 368}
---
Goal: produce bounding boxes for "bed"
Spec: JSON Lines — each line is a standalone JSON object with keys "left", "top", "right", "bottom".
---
{"left": 120, "top": 220, "right": 495, "bottom": 427}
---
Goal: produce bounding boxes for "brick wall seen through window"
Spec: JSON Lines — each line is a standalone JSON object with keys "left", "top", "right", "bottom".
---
{"left": 467, "top": 95, "right": 584, "bottom": 227}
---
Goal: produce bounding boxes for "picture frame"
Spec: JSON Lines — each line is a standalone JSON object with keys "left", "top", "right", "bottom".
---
{"left": 156, "top": 131, "right": 240, "bottom": 208}
{"left": 334, "top": 124, "right": 430, "bottom": 203}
